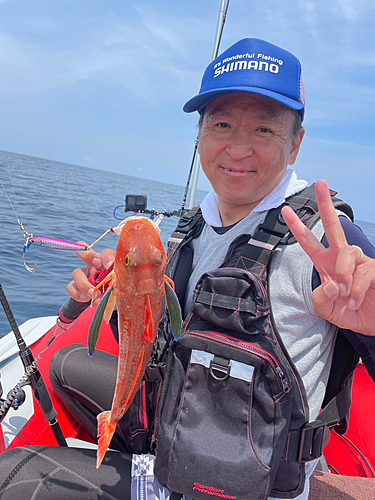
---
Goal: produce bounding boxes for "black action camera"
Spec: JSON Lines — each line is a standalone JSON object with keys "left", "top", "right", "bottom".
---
{"left": 125, "top": 194, "right": 147, "bottom": 213}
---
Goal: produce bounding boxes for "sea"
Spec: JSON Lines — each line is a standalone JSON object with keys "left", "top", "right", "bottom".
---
{"left": 1, "top": 149, "right": 375, "bottom": 339}
{"left": 0, "top": 150, "right": 208, "bottom": 339}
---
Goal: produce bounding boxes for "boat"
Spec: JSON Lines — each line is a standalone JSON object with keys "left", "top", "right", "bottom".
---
{"left": 1, "top": 303, "right": 375, "bottom": 480}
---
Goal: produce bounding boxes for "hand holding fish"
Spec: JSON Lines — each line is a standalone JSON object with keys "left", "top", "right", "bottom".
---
{"left": 282, "top": 180, "right": 375, "bottom": 336}
{"left": 67, "top": 244, "right": 116, "bottom": 304}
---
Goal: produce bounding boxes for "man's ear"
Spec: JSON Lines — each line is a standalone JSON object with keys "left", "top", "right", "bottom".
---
{"left": 197, "top": 126, "right": 202, "bottom": 155}
{"left": 288, "top": 128, "right": 305, "bottom": 166}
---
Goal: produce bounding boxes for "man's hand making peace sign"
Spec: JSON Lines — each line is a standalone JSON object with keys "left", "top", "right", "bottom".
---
{"left": 282, "top": 180, "right": 375, "bottom": 336}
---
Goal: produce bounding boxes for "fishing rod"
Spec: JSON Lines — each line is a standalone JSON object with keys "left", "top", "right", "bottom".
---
{"left": 0, "top": 283, "right": 67, "bottom": 446}
{"left": 181, "top": 0, "right": 231, "bottom": 211}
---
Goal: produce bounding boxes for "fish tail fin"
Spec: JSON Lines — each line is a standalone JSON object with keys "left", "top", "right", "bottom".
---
{"left": 96, "top": 410, "right": 117, "bottom": 469}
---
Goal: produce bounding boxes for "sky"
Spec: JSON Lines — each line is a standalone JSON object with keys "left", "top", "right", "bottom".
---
{"left": 0, "top": 0, "right": 374, "bottom": 222}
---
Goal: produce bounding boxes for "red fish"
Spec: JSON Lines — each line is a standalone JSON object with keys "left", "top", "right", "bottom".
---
{"left": 88, "top": 216, "right": 179, "bottom": 468}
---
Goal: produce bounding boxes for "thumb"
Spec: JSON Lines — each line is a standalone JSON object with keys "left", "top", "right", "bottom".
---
{"left": 311, "top": 280, "right": 339, "bottom": 319}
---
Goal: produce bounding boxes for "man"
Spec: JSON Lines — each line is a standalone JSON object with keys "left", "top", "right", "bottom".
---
{"left": 0, "top": 38, "right": 374, "bottom": 500}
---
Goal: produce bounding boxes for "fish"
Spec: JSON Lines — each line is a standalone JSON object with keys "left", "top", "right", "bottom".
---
{"left": 88, "top": 216, "right": 181, "bottom": 468}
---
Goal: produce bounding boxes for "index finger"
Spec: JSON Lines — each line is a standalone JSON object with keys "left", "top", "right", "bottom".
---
{"left": 281, "top": 205, "right": 324, "bottom": 262}
{"left": 314, "top": 180, "right": 348, "bottom": 250}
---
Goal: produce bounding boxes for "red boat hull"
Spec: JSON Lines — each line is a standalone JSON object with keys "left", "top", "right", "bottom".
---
{"left": 0, "top": 307, "right": 118, "bottom": 452}
{"left": 324, "top": 362, "right": 375, "bottom": 477}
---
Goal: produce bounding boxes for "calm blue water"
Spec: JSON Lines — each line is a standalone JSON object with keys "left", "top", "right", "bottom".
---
{"left": 0, "top": 150, "right": 208, "bottom": 338}
{"left": 1, "top": 149, "right": 375, "bottom": 339}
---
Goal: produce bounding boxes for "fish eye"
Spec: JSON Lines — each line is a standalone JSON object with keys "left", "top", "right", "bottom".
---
{"left": 125, "top": 255, "right": 130, "bottom": 266}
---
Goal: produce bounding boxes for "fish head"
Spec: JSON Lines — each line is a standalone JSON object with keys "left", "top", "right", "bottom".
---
{"left": 114, "top": 216, "right": 166, "bottom": 294}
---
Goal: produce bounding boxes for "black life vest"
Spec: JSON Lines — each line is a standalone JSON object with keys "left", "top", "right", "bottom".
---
{"left": 165, "top": 184, "right": 358, "bottom": 444}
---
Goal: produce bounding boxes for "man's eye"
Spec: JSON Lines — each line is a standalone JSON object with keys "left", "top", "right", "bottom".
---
{"left": 258, "top": 127, "right": 272, "bottom": 133}
{"left": 215, "top": 122, "right": 230, "bottom": 129}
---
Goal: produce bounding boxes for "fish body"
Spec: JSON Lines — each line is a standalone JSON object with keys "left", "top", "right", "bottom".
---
{"left": 95, "top": 216, "right": 167, "bottom": 468}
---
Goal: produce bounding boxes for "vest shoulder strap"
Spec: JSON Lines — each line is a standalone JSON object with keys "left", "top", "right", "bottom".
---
{"left": 166, "top": 207, "right": 205, "bottom": 306}
{"left": 232, "top": 184, "right": 354, "bottom": 276}
{"left": 167, "top": 206, "right": 203, "bottom": 255}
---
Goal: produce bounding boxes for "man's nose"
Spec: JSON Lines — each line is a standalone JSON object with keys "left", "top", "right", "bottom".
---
{"left": 225, "top": 130, "right": 254, "bottom": 159}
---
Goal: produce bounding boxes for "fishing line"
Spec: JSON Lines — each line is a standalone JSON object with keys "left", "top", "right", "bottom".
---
{"left": 0, "top": 176, "right": 22, "bottom": 224}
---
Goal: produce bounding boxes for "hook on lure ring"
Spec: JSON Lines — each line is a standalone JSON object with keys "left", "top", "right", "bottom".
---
{"left": 19, "top": 220, "right": 38, "bottom": 273}
{"left": 1, "top": 179, "right": 89, "bottom": 273}
{"left": 23, "top": 236, "right": 38, "bottom": 273}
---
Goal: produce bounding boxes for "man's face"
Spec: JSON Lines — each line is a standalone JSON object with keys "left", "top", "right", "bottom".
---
{"left": 198, "top": 93, "right": 304, "bottom": 224}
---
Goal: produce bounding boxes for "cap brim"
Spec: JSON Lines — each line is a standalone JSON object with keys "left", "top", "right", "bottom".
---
{"left": 183, "top": 86, "right": 305, "bottom": 115}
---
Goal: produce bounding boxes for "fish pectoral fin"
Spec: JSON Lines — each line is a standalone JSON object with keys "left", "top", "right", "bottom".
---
{"left": 164, "top": 279, "right": 182, "bottom": 340}
{"left": 103, "top": 289, "right": 116, "bottom": 323}
{"left": 164, "top": 274, "right": 175, "bottom": 291}
{"left": 88, "top": 287, "right": 113, "bottom": 356}
{"left": 144, "top": 295, "right": 155, "bottom": 342}
{"left": 91, "top": 270, "right": 114, "bottom": 304}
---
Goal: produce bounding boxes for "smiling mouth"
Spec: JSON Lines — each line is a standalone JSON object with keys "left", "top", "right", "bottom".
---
{"left": 221, "top": 167, "right": 253, "bottom": 175}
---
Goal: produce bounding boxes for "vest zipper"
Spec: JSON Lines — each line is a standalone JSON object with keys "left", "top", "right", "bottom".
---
{"left": 139, "top": 382, "right": 148, "bottom": 429}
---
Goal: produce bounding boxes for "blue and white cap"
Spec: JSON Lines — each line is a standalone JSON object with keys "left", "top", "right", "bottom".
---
{"left": 183, "top": 38, "right": 306, "bottom": 120}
